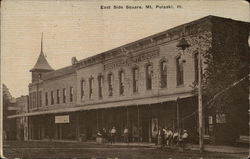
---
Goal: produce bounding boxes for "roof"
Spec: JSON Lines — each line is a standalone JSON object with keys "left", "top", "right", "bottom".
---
{"left": 30, "top": 51, "right": 54, "bottom": 72}
{"left": 42, "top": 65, "right": 75, "bottom": 80}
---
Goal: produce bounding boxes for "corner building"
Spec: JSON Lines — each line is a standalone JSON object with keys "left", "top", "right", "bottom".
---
{"left": 10, "top": 16, "right": 249, "bottom": 144}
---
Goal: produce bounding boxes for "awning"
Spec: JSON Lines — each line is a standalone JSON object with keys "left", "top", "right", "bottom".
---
{"left": 8, "top": 91, "right": 194, "bottom": 119}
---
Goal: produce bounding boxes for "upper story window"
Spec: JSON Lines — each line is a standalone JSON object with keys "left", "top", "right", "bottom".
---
{"left": 98, "top": 75, "right": 103, "bottom": 98}
{"left": 45, "top": 92, "right": 48, "bottom": 106}
{"left": 56, "top": 89, "right": 60, "bottom": 104}
{"left": 63, "top": 88, "right": 66, "bottom": 103}
{"left": 194, "top": 53, "right": 199, "bottom": 83}
{"left": 146, "top": 64, "right": 153, "bottom": 90}
{"left": 51, "top": 91, "right": 54, "bottom": 105}
{"left": 160, "top": 60, "right": 167, "bottom": 88}
{"left": 32, "top": 92, "right": 36, "bottom": 108}
{"left": 80, "top": 79, "right": 85, "bottom": 99}
{"left": 176, "top": 56, "right": 184, "bottom": 86}
{"left": 119, "top": 70, "right": 125, "bottom": 95}
{"left": 107, "top": 73, "right": 113, "bottom": 96}
{"left": 38, "top": 91, "right": 42, "bottom": 107}
{"left": 29, "top": 93, "right": 32, "bottom": 109}
{"left": 70, "top": 87, "right": 73, "bottom": 102}
{"left": 132, "top": 67, "right": 139, "bottom": 93}
{"left": 89, "top": 78, "right": 94, "bottom": 99}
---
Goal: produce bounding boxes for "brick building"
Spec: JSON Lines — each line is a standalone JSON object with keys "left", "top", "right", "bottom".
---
{"left": 9, "top": 16, "right": 249, "bottom": 144}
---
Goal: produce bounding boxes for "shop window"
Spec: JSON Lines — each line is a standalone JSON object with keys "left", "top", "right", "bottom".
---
{"left": 45, "top": 92, "right": 48, "bottom": 106}
{"left": 132, "top": 67, "right": 139, "bottom": 93}
{"left": 89, "top": 78, "right": 93, "bottom": 99}
{"left": 80, "top": 79, "right": 85, "bottom": 99}
{"left": 194, "top": 53, "right": 199, "bottom": 83}
{"left": 119, "top": 70, "right": 125, "bottom": 95}
{"left": 108, "top": 73, "right": 113, "bottom": 96}
{"left": 51, "top": 91, "right": 54, "bottom": 105}
{"left": 176, "top": 56, "right": 184, "bottom": 86}
{"left": 63, "top": 88, "right": 66, "bottom": 103}
{"left": 70, "top": 87, "right": 73, "bottom": 102}
{"left": 146, "top": 64, "right": 153, "bottom": 90}
{"left": 98, "top": 75, "right": 103, "bottom": 98}
{"left": 160, "top": 60, "right": 167, "bottom": 88}
{"left": 56, "top": 89, "right": 60, "bottom": 104}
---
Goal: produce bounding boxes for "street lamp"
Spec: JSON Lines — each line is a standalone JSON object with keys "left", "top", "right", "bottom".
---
{"left": 176, "top": 34, "right": 204, "bottom": 152}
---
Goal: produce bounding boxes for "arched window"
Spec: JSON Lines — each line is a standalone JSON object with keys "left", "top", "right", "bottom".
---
{"left": 176, "top": 56, "right": 184, "bottom": 86}
{"left": 146, "top": 64, "right": 153, "bottom": 90}
{"left": 80, "top": 79, "right": 85, "bottom": 99}
{"left": 107, "top": 73, "right": 113, "bottom": 96}
{"left": 160, "top": 60, "right": 167, "bottom": 88}
{"left": 56, "top": 89, "right": 60, "bottom": 104}
{"left": 89, "top": 77, "right": 94, "bottom": 99}
{"left": 63, "top": 88, "right": 66, "bottom": 103}
{"left": 119, "top": 70, "right": 125, "bottom": 95}
{"left": 98, "top": 75, "right": 103, "bottom": 98}
{"left": 132, "top": 67, "right": 139, "bottom": 93}
{"left": 70, "top": 87, "right": 73, "bottom": 102}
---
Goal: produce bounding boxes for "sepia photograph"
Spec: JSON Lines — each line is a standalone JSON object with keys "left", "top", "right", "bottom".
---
{"left": 1, "top": 0, "right": 249, "bottom": 159}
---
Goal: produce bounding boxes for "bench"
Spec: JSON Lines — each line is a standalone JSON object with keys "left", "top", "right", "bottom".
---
{"left": 236, "top": 135, "right": 249, "bottom": 144}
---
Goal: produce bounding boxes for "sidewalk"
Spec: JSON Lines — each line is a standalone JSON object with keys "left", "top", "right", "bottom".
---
{"left": 103, "top": 142, "right": 249, "bottom": 153}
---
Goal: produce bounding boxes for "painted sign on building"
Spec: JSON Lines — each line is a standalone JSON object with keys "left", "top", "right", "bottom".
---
{"left": 55, "top": 115, "right": 70, "bottom": 124}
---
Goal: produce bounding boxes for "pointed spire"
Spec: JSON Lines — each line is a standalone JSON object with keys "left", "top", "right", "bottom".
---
{"left": 30, "top": 33, "right": 54, "bottom": 72}
{"left": 41, "top": 32, "right": 43, "bottom": 53}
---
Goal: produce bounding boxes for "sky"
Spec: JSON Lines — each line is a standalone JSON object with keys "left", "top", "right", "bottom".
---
{"left": 1, "top": 0, "right": 249, "bottom": 98}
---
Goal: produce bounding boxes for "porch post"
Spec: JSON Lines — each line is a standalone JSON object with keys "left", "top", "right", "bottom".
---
{"left": 137, "top": 105, "right": 140, "bottom": 142}
{"left": 96, "top": 110, "right": 99, "bottom": 131}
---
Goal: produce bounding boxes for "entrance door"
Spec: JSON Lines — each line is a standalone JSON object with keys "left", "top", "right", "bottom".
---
{"left": 142, "top": 119, "right": 149, "bottom": 142}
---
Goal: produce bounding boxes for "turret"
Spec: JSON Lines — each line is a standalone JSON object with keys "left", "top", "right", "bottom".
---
{"left": 30, "top": 33, "right": 54, "bottom": 83}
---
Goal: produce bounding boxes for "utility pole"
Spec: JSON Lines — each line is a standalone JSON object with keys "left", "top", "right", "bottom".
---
{"left": 176, "top": 33, "right": 204, "bottom": 152}
{"left": 198, "top": 47, "right": 204, "bottom": 152}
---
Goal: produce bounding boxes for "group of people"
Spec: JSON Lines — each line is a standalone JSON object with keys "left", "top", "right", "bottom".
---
{"left": 97, "top": 126, "right": 130, "bottom": 144}
{"left": 156, "top": 127, "right": 189, "bottom": 149}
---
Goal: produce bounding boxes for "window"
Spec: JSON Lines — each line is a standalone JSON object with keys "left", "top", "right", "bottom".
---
{"left": 146, "top": 64, "right": 153, "bottom": 90}
{"left": 132, "top": 67, "right": 139, "bottom": 93}
{"left": 98, "top": 75, "right": 103, "bottom": 98}
{"left": 45, "top": 92, "right": 48, "bottom": 106}
{"left": 38, "top": 91, "right": 42, "bottom": 107}
{"left": 51, "top": 91, "right": 54, "bottom": 105}
{"left": 70, "top": 87, "right": 73, "bottom": 102}
{"left": 89, "top": 78, "right": 93, "bottom": 99}
{"left": 160, "top": 61, "right": 167, "bottom": 88}
{"left": 216, "top": 113, "right": 226, "bottom": 124}
{"left": 194, "top": 53, "right": 199, "bottom": 83}
{"left": 33, "top": 92, "right": 36, "bottom": 108}
{"left": 80, "top": 79, "right": 85, "bottom": 99}
{"left": 119, "top": 70, "right": 125, "bottom": 95}
{"left": 29, "top": 93, "right": 32, "bottom": 109}
{"left": 63, "top": 88, "right": 66, "bottom": 103}
{"left": 108, "top": 73, "right": 113, "bottom": 96}
{"left": 56, "top": 89, "right": 60, "bottom": 104}
{"left": 176, "top": 57, "right": 184, "bottom": 86}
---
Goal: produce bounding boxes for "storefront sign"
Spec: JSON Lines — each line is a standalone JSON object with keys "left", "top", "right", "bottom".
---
{"left": 104, "top": 50, "right": 159, "bottom": 70}
{"left": 55, "top": 115, "right": 70, "bottom": 124}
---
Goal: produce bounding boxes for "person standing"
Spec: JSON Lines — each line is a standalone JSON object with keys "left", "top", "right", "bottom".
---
{"left": 123, "top": 126, "right": 129, "bottom": 143}
{"left": 110, "top": 126, "right": 116, "bottom": 144}
{"left": 173, "top": 130, "right": 179, "bottom": 146}
{"left": 161, "top": 128, "right": 166, "bottom": 148}
{"left": 180, "top": 130, "right": 188, "bottom": 149}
